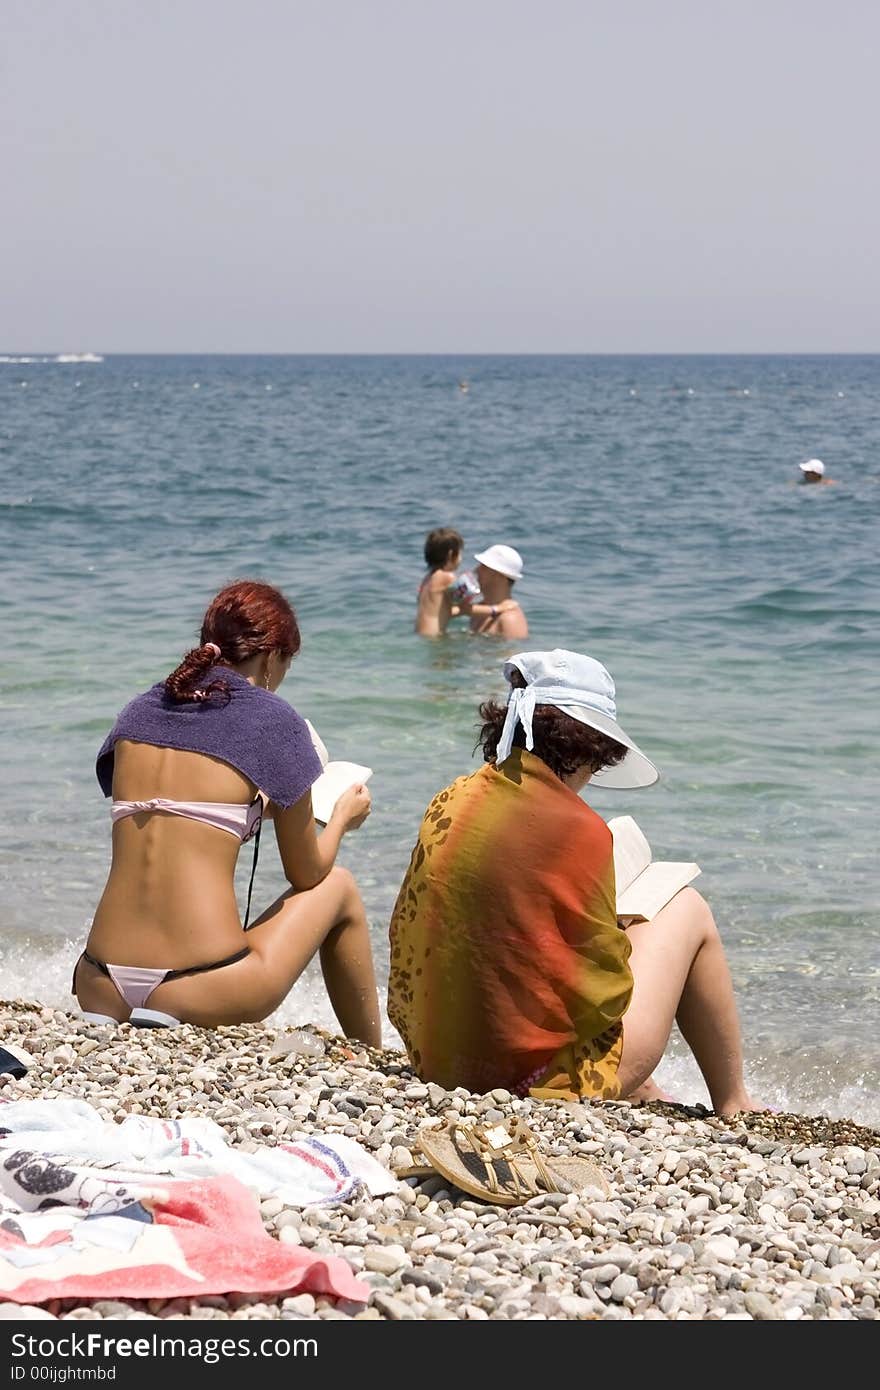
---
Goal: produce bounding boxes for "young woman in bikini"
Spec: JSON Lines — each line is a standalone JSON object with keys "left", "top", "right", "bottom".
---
{"left": 74, "top": 579, "right": 381, "bottom": 1041}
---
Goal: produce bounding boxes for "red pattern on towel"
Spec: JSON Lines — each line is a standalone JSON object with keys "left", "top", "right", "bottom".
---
{"left": 0, "top": 1175, "right": 367, "bottom": 1305}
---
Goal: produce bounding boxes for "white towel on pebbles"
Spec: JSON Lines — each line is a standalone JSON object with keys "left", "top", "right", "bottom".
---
{"left": 0, "top": 1097, "right": 396, "bottom": 1209}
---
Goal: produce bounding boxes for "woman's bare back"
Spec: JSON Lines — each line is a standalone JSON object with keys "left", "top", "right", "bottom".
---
{"left": 87, "top": 740, "right": 259, "bottom": 969}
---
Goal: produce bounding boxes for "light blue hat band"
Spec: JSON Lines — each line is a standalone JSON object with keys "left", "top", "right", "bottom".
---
{"left": 496, "top": 684, "right": 617, "bottom": 764}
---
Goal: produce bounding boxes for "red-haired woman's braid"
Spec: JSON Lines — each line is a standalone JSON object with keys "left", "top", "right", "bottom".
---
{"left": 164, "top": 581, "right": 300, "bottom": 704}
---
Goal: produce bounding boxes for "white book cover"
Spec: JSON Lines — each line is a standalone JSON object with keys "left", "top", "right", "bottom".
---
{"left": 310, "top": 761, "right": 373, "bottom": 826}
{"left": 304, "top": 719, "right": 372, "bottom": 825}
{"left": 607, "top": 815, "right": 700, "bottom": 923}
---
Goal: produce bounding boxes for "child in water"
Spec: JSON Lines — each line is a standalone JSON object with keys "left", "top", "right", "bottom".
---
{"left": 415, "top": 528, "right": 515, "bottom": 637}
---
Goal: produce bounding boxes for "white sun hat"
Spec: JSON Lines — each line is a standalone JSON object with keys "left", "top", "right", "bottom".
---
{"left": 496, "top": 649, "right": 659, "bottom": 790}
{"left": 473, "top": 544, "right": 523, "bottom": 581}
{"left": 799, "top": 458, "right": 825, "bottom": 476}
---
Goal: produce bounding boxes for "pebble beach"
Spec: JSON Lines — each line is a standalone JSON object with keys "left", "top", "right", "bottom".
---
{"left": 1, "top": 1000, "right": 878, "bottom": 1322}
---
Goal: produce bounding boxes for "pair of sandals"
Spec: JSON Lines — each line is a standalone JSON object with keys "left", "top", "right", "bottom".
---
{"left": 400, "top": 1116, "right": 609, "bottom": 1207}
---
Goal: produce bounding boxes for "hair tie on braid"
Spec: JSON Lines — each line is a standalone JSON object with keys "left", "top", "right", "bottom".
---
{"left": 205, "top": 642, "right": 221, "bottom": 658}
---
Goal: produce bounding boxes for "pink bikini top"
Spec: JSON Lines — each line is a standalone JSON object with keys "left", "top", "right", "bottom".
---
{"left": 111, "top": 797, "right": 262, "bottom": 843}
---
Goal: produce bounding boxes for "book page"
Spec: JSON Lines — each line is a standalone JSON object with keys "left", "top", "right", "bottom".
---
{"left": 616, "top": 861, "right": 701, "bottom": 923}
{"left": 311, "top": 761, "right": 373, "bottom": 826}
{"left": 304, "top": 718, "right": 330, "bottom": 769}
{"left": 607, "top": 815, "right": 653, "bottom": 894}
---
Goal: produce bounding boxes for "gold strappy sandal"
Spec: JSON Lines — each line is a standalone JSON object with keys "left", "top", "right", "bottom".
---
{"left": 406, "top": 1117, "right": 609, "bottom": 1206}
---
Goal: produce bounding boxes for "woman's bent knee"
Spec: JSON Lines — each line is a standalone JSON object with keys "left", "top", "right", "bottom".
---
{"left": 326, "top": 864, "right": 365, "bottom": 912}
{"left": 327, "top": 864, "right": 356, "bottom": 893}
{"left": 666, "top": 886, "right": 718, "bottom": 939}
{"left": 676, "top": 885, "right": 710, "bottom": 915}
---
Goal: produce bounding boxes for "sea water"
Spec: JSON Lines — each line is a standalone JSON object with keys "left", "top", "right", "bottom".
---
{"left": 1, "top": 354, "right": 878, "bottom": 1123}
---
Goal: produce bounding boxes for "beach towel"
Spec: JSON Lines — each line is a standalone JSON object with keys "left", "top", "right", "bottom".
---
{"left": 0, "top": 1097, "right": 396, "bottom": 1207}
{"left": 96, "top": 667, "right": 322, "bottom": 809}
{"left": 0, "top": 1173, "right": 367, "bottom": 1305}
{"left": 388, "top": 748, "right": 634, "bottom": 1098}
{"left": 0, "top": 1097, "right": 393, "bottom": 1304}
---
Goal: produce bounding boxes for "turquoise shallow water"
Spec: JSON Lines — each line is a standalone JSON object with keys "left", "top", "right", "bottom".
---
{"left": 1, "top": 355, "right": 878, "bottom": 1122}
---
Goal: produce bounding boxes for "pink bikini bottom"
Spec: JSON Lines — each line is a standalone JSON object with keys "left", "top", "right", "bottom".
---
{"left": 74, "top": 946, "right": 250, "bottom": 1010}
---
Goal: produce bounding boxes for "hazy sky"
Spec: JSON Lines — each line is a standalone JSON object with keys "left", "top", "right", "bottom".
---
{"left": 3, "top": 1, "right": 879, "bottom": 352}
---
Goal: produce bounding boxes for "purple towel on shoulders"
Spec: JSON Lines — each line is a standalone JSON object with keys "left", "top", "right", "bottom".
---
{"left": 96, "top": 667, "right": 322, "bottom": 809}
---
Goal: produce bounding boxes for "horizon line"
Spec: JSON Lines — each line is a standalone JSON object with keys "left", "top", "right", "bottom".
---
{"left": 4, "top": 349, "right": 880, "bottom": 359}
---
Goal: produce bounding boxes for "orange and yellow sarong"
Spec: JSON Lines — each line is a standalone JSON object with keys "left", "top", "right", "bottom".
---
{"left": 388, "top": 749, "right": 633, "bottom": 1100}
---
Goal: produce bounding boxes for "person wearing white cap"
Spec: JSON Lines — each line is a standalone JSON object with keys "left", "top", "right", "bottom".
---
{"left": 414, "top": 528, "right": 520, "bottom": 637}
{"left": 388, "top": 649, "right": 762, "bottom": 1116}
{"left": 469, "top": 544, "right": 528, "bottom": 637}
{"left": 798, "top": 458, "right": 835, "bottom": 485}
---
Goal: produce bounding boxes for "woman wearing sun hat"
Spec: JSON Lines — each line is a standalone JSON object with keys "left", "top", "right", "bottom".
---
{"left": 388, "top": 649, "right": 761, "bottom": 1116}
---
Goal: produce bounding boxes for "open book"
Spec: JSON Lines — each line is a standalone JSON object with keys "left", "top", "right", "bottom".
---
{"left": 310, "top": 760, "right": 373, "bottom": 826}
{"left": 304, "top": 719, "right": 373, "bottom": 827}
{"left": 608, "top": 816, "right": 700, "bottom": 924}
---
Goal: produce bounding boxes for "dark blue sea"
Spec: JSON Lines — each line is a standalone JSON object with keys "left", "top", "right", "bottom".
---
{"left": 1, "top": 354, "right": 878, "bottom": 1122}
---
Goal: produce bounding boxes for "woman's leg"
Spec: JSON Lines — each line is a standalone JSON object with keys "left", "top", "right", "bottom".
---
{"left": 616, "top": 887, "right": 761, "bottom": 1116}
{"left": 147, "top": 866, "right": 382, "bottom": 1043}
{"left": 625, "top": 1075, "right": 676, "bottom": 1104}
{"left": 73, "top": 954, "right": 132, "bottom": 1022}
